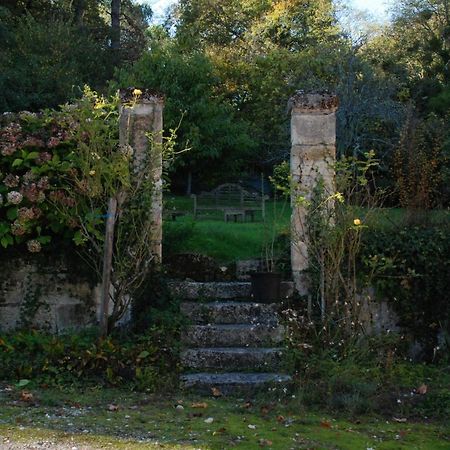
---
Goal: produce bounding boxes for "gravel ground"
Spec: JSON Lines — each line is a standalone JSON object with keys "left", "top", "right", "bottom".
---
{"left": 1, "top": 438, "right": 103, "bottom": 450}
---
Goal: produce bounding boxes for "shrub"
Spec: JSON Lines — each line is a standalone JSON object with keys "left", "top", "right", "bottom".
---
{"left": 0, "top": 88, "right": 120, "bottom": 253}
{"left": 0, "top": 327, "right": 181, "bottom": 391}
{"left": 0, "top": 14, "right": 110, "bottom": 112}
{"left": 361, "top": 224, "right": 450, "bottom": 359}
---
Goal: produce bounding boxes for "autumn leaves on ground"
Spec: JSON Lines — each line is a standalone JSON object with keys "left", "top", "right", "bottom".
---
{"left": 0, "top": 385, "right": 449, "bottom": 450}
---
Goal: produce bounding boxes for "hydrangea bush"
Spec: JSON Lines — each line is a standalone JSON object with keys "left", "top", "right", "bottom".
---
{"left": 0, "top": 88, "right": 122, "bottom": 252}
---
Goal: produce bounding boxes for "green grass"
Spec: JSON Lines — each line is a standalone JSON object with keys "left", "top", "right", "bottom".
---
{"left": 0, "top": 386, "right": 449, "bottom": 449}
{"left": 164, "top": 195, "right": 290, "bottom": 262}
{"left": 163, "top": 195, "right": 449, "bottom": 262}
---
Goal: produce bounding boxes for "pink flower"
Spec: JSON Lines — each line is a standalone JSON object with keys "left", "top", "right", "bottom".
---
{"left": 22, "top": 184, "right": 39, "bottom": 202}
{"left": 7, "top": 191, "right": 23, "bottom": 205}
{"left": 11, "top": 220, "right": 26, "bottom": 236}
{"left": 18, "top": 207, "right": 35, "bottom": 222}
{"left": 3, "top": 174, "right": 20, "bottom": 188}
{"left": 37, "top": 176, "right": 49, "bottom": 190}
{"left": 31, "top": 207, "right": 42, "bottom": 219}
{"left": 36, "top": 152, "right": 52, "bottom": 165}
{"left": 1, "top": 145, "right": 17, "bottom": 156}
{"left": 47, "top": 137, "right": 61, "bottom": 148}
{"left": 27, "top": 240, "right": 42, "bottom": 253}
{"left": 22, "top": 136, "right": 45, "bottom": 148}
{"left": 23, "top": 170, "right": 37, "bottom": 183}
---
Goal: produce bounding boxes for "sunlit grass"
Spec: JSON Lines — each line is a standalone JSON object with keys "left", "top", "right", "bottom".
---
{"left": 163, "top": 195, "right": 449, "bottom": 262}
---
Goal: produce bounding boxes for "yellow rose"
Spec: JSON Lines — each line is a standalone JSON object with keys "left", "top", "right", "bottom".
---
{"left": 89, "top": 170, "right": 96, "bottom": 176}
{"left": 353, "top": 219, "right": 361, "bottom": 226}
{"left": 133, "top": 89, "right": 142, "bottom": 96}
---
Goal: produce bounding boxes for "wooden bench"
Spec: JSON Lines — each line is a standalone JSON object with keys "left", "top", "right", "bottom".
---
{"left": 192, "top": 183, "right": 266, "bottom": 221}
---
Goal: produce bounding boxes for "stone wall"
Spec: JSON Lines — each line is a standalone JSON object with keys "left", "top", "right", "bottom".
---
{"left": 0, "top": 252, "right": 99, "bottom": 332}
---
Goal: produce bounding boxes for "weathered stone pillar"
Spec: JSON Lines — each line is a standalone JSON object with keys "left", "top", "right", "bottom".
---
{"left": 119, "top": 88, "right": 164, "bottom": 259}
{"left": 289, "top": 91, "right": 338, "bottom": 295}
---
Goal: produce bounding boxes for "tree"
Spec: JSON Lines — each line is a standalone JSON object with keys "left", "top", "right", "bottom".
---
{"left": 366, "top": 0, "right": 450, "bottom": 115}
{"left": 115, "top": 27, "right": 255, "bottom": 192}
{"left": 111, "top": 0, "right": 121, "bottom": 64}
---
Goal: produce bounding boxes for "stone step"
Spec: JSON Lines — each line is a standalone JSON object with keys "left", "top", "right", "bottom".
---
{"left": 181, "top": 347, "right": 284, "bottom": 371}
{"left": 169, "top": 281, "right": 294, "bottom": 300}
{"left": 182, "top": 324, "right": 285, "bottom": 348}
{"left": 181, "top": 372, "right": 292, "bottom": 395}
{"left": 181, "top": 301, "right": 279, "bottom": 325}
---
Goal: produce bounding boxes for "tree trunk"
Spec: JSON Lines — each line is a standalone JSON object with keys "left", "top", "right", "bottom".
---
{"left": 111, "top": 0, "right": 121, "bottom": 64}
{"left": 73, "top": 0, "right": 86, "bottom": 27}
{"left": 99, "top": 197, "right": 118, "bottom": 338}
{"left": 186, "top": 170, "right": 192, "bottom": 196}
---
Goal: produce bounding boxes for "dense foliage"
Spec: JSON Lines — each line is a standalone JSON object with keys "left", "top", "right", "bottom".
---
{"left": 361, "top": 224, "right": 450, "bottom": 358}
{"left": 0, "top": 89, "right": 121, "bottom": 252}
{"left": 0, "top": 0, "right": 150, "bottom": 112}
{"left": 0, "top": 327, "right": 180, "bottom": 390}
{"left": 1, "top": 0, "right": 449, "bottom": 194}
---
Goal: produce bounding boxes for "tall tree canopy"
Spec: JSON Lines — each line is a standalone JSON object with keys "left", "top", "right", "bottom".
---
{"left": 0, "top": 0, "right": 151, "bottom": 112}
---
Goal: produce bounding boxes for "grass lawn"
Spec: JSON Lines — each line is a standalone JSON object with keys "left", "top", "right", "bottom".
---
{"left": 0, "top": 385, "right": 449, "bottom": 449}
{"left": 163, "top": 195, "right": 449, "bottom": 262}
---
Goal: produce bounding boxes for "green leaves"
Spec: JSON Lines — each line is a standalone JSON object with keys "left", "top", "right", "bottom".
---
{"left": 1, "top": 234, "right": 14, "bottom": 248}
{"left": 6, "top": 207, "right": 18, "bottom": 221}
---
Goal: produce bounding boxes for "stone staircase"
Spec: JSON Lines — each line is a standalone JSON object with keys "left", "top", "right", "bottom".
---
{"left": 174, "top": 282, "right": 293, "bottom": 394}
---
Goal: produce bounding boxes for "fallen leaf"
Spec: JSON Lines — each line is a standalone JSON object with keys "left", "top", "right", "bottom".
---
{"left": 211, "top": 387, "right": 222, "bottom": 397}
{"left": 259, "top": 439, "right": 273, "bottom": 447}
{"left": 242, "top": 401, "right": 252, "bottom": 409}
{"left": 417, "top": 384, "right": 428, "bottom": 395}
{"left": 20, "top": 391, "right": 33, "bottom": 402}
{"left": 276, "top": 415, "right": 285, "bottom": 423}
{"left": 213, "top": 427, "right": 226, "bottom": 435}
{"left": 320, "top": 420, "right": 331, "bottom": 429}
{"left": 204, "top": 417, "right": 214, "bottom": 424}
{"left": 248, "top": 424, "right": 256, "bottom": 429}
{"left": 393, "top": 417, "right": 407, "bottom": 423}
{"left": 191, "top": 402, "right": 208, "bottom": 409}
{"left": 107, "top": 404, "right": 119, "bottom": 411}
{"left": 260, "top": 406, "right": 270, "bottom": 415}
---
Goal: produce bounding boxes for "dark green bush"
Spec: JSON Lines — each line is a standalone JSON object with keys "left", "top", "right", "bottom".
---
{"left": 0, "top": 14, "right": 110, "bottom": 112}
{"left": 0, "top": 327, "right": 180, "bottom": 391}
{"left": 361, "top": 224, "right": 450, "bottom": 358}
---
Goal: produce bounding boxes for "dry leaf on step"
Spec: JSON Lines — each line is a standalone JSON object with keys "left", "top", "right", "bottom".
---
{"left": 211, "top": 387, "right": 222, "bottom": 397}
{"left": 191, "top": 402, "right": 208, "bottom": 409}
{"left": 20, "top": 391, "right": 33, "bottom": 402}
{"left": 417, "top": 384, "right": 428, "bottom": 395}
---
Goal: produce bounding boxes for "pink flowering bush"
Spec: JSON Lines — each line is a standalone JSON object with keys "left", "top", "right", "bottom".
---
{"left": 0, "top": 89, "right": 121, "bottom": 252}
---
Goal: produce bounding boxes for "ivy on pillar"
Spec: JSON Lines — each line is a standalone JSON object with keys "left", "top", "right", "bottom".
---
{"left": 289, "top": 90, "right": 339, "bottom": 296}
{"left": 119, "top": 88, "right": 164, "bottom": 259}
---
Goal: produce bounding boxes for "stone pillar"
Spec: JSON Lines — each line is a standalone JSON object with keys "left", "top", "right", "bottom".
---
{"left": 119, "top": 88, "right": 164, "bottom": 259}
{"left": 289, "top": 91, "right": 338, "bottom": 295}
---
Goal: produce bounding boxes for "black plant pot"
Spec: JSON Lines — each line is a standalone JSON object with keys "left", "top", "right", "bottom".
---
{"left": 250, "top": 272, "right": 282, "bottom": 303}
